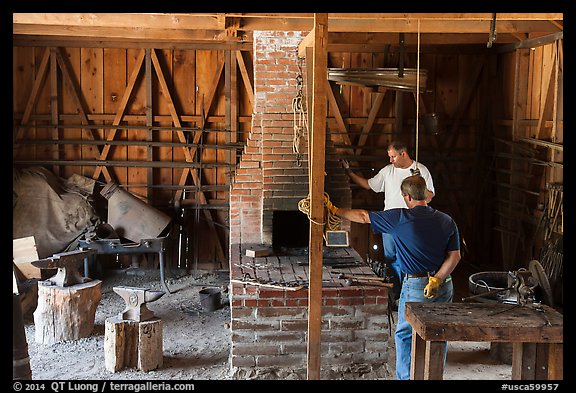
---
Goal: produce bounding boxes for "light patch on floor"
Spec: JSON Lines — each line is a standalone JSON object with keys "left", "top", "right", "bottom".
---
{"left": 444, "top": 341, "right": 512, "bottom": 380}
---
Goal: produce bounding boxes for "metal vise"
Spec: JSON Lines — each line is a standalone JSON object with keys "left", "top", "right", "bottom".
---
{"left": 32, "top": 249, "right": 96, "bottom": 287}
{"left": 113, "top": 286, "right": 165, "bottom": 322}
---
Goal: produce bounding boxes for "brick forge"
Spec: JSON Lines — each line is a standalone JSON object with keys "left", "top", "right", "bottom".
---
{"left": 228, "top": 31, "right": 392, "bottom": 379}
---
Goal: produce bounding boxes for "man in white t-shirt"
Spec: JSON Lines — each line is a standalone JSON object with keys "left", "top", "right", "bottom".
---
{"left": 342, "top": 141, "right": 435, "bottom": 301}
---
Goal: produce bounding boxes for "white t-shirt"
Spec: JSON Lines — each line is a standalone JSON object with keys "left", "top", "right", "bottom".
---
{"left": 367, "top": 161, "right": 435, "bottom": 210}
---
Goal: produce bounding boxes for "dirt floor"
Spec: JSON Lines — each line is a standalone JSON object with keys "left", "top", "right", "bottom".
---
{"left": 21, "top": 267, "right": 512, "bottom": 381}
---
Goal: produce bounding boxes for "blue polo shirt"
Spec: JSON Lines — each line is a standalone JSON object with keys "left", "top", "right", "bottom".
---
{"left": 368, "top": 205, "right": 460, "bottom": 275}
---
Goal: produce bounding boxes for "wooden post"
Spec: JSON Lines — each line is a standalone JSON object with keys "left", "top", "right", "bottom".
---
{"left": 34, "top": 280, "right": 101, "bottom": 345}
{"left": 306, "top": 13, "right": 328, "bottom": 381}
{"left": 13, "top": 294, "right": 32, "bottom": 380}
{"left": 145, "top": 48, "right": 154, "bottom": 201}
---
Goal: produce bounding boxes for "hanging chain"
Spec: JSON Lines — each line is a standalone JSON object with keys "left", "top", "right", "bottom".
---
{"left": 292, "top": 56, "right": 308, "bottom": 167}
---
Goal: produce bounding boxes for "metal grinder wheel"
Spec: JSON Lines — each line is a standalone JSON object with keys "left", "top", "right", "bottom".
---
{"left": 529, "top": 259, "right": 554, "bottom": 307}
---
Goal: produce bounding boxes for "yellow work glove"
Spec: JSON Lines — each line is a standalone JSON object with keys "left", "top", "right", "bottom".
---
{"left": 423, "top": 276, "right": 443, "bottom": 299}
{"left": 324, "top": 196, "right": 339, "bottom": 215}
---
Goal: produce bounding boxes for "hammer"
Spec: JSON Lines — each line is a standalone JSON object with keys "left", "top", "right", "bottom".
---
{"left": 338, "top": 273, "right": 387, "bottom": 282}
{"left": 113, "top": 286, "right": 165, "bottom": 322}
{"left": 342, "top": 279, "right": 393, "bottom": 287}
{"left": 32, "top": 249, "right": 96, "bottom": 287}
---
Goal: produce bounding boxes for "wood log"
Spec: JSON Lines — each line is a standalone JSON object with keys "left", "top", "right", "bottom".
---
{"left": 138, "top": 319, "right": 163, "bottom": 371}
{"left": 33, "top": 280, "right": 101, "bottom": 345}
{"left": 104, "top": 317, "right": 137, "bottom": 372}
{"left": 104, "top": 316, "right": 163, "bottom": 372}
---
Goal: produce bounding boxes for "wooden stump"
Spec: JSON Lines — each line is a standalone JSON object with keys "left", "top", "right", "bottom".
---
{"left": 104, "top": 316, "right": 163, "bottom": 372}
{"left": 33, "top": 280, "right": 101, "bottom": 345}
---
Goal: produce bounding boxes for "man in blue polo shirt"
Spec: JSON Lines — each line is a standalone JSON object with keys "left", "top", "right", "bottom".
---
{"left": 341, "top": 141, "right": 435, "bottom": 306}
{"left": 326, "top": 175, "right": 461, "bottom": 380}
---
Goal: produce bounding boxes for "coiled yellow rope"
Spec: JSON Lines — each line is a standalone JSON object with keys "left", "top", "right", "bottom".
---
{"left": 298, "top": 192, "right": 342, "bottom": 232}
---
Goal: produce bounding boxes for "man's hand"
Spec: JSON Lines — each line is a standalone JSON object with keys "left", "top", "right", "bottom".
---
{"left": 324, "top": 196, "right": 339, "bottom": 215}
{"left": 423, "top": 276, "right": 443, "bottom": 299}
{"left": 340, "top": 159, "right": 351, "bottom": 173}
{"left": 410, "top": 167, "right": 421, "bottom": 176}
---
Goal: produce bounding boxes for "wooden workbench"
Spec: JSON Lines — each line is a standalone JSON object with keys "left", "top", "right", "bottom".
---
{"left": 405, "top": 302, "right": 563, "bottom": 380}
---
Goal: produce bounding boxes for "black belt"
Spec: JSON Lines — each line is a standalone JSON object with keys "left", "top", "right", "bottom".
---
{"left": 405, "top": 271, "right": 435, "bottom": 278}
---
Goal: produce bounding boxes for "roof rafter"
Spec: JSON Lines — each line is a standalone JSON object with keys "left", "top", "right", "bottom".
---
{"left": 13, "top": 13, "right": 563, "bottom": 47}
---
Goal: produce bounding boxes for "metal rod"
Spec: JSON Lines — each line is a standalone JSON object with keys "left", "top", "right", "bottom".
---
{"left": 489, "top": 181, "right": 541, "bottom": 196}
{"left": 489, "top": 167, "right": 533, "bottom": 177}
{"left": 491, "top": 153, "right": 562, "bottom": 168}
{"left": 461, "top": 287, "right": 512, "bottom": 302}
{"left": 492, "top": 137, "right": 538, "bottom": 156}
{"left": 519, "top": 137, "right": 563, "bottom": 152}
{"left": 15, "top": 138, "right": 244, "bottom": 150}
{"left": 496, "top": 31, "right": 563, "bottom": 53}
{"left": 487, "top": 13, "right": 497, "bottom": 48}
{"left": 13, "top": 122, "right": 239, "bottom": 133}
{"left": 122, "top": 184, "right": 228, "bottom": 191}
{"left": 13, "top": 160, "right": 235, "bottom": 169}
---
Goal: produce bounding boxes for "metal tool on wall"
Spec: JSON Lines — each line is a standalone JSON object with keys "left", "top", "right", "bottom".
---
{"left": 544, "top": 183, "right": 563, "bottom": 242}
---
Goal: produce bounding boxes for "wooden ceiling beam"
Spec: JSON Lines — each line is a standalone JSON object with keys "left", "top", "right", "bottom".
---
{"left": 12, "top": 25, "right": 250, "bottom": 42}
{"left": 326, "top": 13, "right": 563, "bottom": 21}
{"left": 328, "top": 32, "right": 523, "bottom": 45}
{"left": 298, "top": 28, "right": 315, "bottom": 58}
{"left": 238, "top": 18, "right": 561, "bottom": 33}
{"left": 332, "top": 20, "right": 562, "bottom": 33}
{"left": 13, "top": 13, "right": 562, "bottom": 48}
{"left": 14, "top": 13, "right": 562, "bottom": 36}
{"left": 12, "top": 35, "right": 253, "bottom": 50}
{"left": 13, "top": 13, "right": 226, "bottom": 30}
{"left": 204, "top": 12, "right": 564, "bottom": 22}
{"left": 548, "top": 20, "right": 563, "bottom": 30}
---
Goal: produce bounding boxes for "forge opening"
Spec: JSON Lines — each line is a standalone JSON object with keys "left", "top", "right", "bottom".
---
{"left": 272, "top": 210, "right": 310, "bottom": 252}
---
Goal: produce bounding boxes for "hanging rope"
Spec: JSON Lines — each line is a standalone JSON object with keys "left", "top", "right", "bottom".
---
{"left": 415, "top": 19, "right": 421, "bottom": 166}
{"left": 292, "top": 56, "right": 308, "bottom": 167}
{"left": 292, "top": 53, "right": 333, "bottom": 238}
{"left": 292, "top": 55, "right": 341, "bottom": 243}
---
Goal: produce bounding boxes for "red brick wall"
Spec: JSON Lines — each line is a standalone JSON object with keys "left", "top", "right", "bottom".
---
{"left": 230, "top": 31, "right": 309, "bottom": 247}
{"left": 229, "top": 245, "right": 392, "bottom": 378}
{"left": 229, "top": 30, "right": 351, "bottom": 249}
{"left": 228, "top": 32, "right": 389, "bottom": 378}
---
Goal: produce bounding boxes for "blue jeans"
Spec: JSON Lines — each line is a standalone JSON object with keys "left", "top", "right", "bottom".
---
{"left": 395, "top": 275, "right": 453, "bottom": 380}
{"left": 383, "top": 233, "right": 401, "bottom": 299}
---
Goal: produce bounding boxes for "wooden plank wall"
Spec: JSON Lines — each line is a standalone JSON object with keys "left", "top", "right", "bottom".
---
{"left": 13, "top": 41, "right": 562, "bottom": 275}
{"left": 325, "top": 42, "right": 562, "bottom": 273}
{"left": 326, "top": 49, "right": 495, "bottom": 269}
{"left": 495, "top": 40, "right": 563, "bottom": 271}
{"left": 13, "top": 46, "right": 253, "bottom": 271}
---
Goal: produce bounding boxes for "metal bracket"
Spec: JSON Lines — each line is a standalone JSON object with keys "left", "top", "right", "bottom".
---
{"left": 487, "top": 13, "right": 497, "bottom": 48}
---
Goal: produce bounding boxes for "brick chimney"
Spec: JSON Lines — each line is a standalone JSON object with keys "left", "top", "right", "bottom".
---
{"left": 229, "top": 30, "right": 351, "bottom": 251}
{"left": 226, "top": 32, "right": 391, "bottom": 380}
